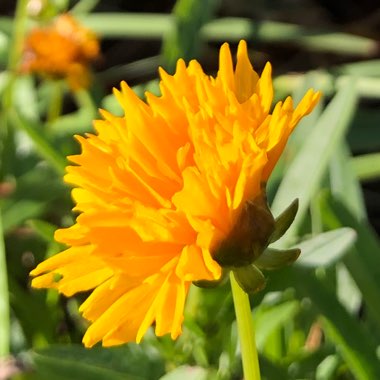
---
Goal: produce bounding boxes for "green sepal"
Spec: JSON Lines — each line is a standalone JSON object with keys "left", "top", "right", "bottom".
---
{"left": 193, "top": 270, "right": 227, "bottom": 289}
{"left": 233, "top": 265, "right": 266, "bottom": 294}
{"left": 214, "top": 193, "right": 275, "bottom": 267}
{"left": 269, "top": 198, "right": 299, "bottom": 243}
{"left": 255, "top": 247, "right": 301, "bottom": 270}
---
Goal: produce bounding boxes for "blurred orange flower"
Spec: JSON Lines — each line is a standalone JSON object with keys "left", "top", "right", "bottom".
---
{"left": 30, "top": 41, "right": 320, "bottom": 347}
{"left": 22, "top": 13, "right": 99, "bottom": 90}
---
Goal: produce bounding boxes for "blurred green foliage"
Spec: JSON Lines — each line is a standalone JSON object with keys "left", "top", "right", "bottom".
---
{"left": 1, "top": 0, "right": 380, "bottom": 379}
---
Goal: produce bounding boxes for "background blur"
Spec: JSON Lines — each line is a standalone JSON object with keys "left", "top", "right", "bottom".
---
{"left": 0, "top": 0, "right": 380, "bottom": 379}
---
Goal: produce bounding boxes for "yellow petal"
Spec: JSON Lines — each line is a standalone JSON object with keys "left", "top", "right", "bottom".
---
{"left": 234, "top": 40, "right": 259, "bottom": 103}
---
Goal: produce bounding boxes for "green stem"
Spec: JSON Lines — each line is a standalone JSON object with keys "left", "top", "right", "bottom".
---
{"left": 8, "top": 0, "right": 28, "bottom": 69}
{"left": 74, "top": 89, "right": 96, "bottom": 117}
{"left": 9, "top": 111, "right": 66, "bottom": 176}
{"left": 0, "top": 211, "right": 9, "bottom": 357}
{"left": 230, "top": 271, "right": 261, "bottom": 380}
{"left": 47, "top": 81, "right": 64, "bottom": 124}
{"left": 3, "top": 0, "right": 29, "bottom": 111}
{"left": 310, "top": 198, "right": 323, "bottom": 236}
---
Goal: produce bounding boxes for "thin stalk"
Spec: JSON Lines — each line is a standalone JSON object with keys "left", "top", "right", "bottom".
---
{"left": 74, "top": 89, "right": 96, "bottom": 117}
{"left": 47, "top": 81, "right": 64, "bottom": 124}
{"left": 0, "top": 211, "right": 9, "bottom": 357}
{"left": 9, "top": 111, "right": 66, "bottom": 176}
{"left": 3, "top": 0, "right": 29, "bottom": 111}
{"left": 8, "top": 0, "right": 29, "bottom": 71}
{"left": 310, "top": 198, "right": 323, "bottom": 236}
{"left": 230, "top": 271, "right": 261, "bottom": 380}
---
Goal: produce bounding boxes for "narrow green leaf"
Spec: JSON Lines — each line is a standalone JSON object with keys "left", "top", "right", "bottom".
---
{"left": 0, "top": 30, "right": 9, "bottom": 67}
{"left": 71, "top": 0, "right": 100, "bottom": 14}
{"left": 0, "top": 211, "right": 9, "bottom": 357}
{"left": 98, "top": 58, "right": 160, "bottom": 91}
{"left": 161, "top": 0, "right": 219, "bottom": 71}
{"left": 9, "top": 111, "right": 66, "bottom": 176}
{"left": 255, "top": 248, "right": 300, "bottom": 270}
{"left": 351, "top": 152, "right": 380, "bottom": 182}
{"left": 79, "top": 13, "right": 173, "bottom": 39}
{"left": 336, "top": 59, "right": 380, "bottom": 77}
{"left": 201, "top": 18, "right": 378, "bottom": 56}
{"left": 295, "top": 228, "right": 356, "bottom": 268}
{"left": 159, "top": 366, "right": 209, "bottom": 380}
{"left": 285, "top": 73, "right": 325, "bottom": 159}
{"left": 2, "top": 168, "right": 66, "bottom": 233}
{"left": 0, "top": 17, "right": 13, "bottom": 35}
{"left": 319, "top": 193, "right": 380, "bottom": 329}
{"left": 275, "top": 72, "right": 380, "bottom": 101}
{"left": 254, "top": 300, "right": 299, "bottom": 351}
{"left": 77, "top": 14, "right": 378, "bottom": 57}
{"left": 33, "top": 353, "right": 131, "bottom": 380}
{"left": 271, "top": 79, "right": 358, "bottom": 245}
{"left": 316, "top": 355, "right": 340, "bottom": 380}
{"left": 48, "top": 110, "right": 93, "bottom": 137}
{"left": 291, "top": 270, "right": 380, "bottom": 380}
{"left": 2, "top": 200, "right": 46, "bottom": 233}
{"left": 9, "top": 278, "right": 58, "bottom": 346}
{"left": 329, "top": 142, "right": 366, "bottom": 220}
{"left": 338, "top": 76, "right": 380, "bottom": 99}
{"left": 27, "top": 219, "right": 57, "bottom": 242}
{"left": 269, "top": 199, "right": 298, "bottom": 243}
{"left": 13, "top": 76, "right": 40, "bottom": 122}
{"left": 33, "top": 345, "right": 165, "bottom": 380}
{"left": 335, "top": 263, "right": 361, "bottom": 314}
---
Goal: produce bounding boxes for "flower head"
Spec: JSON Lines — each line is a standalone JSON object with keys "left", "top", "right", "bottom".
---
{"left": 30, "top": 41, "right": 320, "bottom": 347}
{"left": 22, "top": 13, "right": 99, "bottom": 90}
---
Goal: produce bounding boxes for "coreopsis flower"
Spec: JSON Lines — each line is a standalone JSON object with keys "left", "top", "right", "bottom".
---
{"left": 21, "top": 13, "right": 99, "bottom": 90}
{"left": 31, "top": 41, "right": 320, "bottom": 347}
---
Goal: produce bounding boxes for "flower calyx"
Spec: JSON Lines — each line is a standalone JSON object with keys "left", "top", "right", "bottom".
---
{"left": 214, "top": 192, "right": 275, "bottom": 268}
{"left": 196, "top": 197, "right": 301, "bottom": 293}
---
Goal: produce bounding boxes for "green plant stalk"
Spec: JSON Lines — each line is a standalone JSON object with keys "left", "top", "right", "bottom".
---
{"left": 47, "top": 81, "right": 64, "bottom": 124}
{"left": 3, "top": 0, "right": 29, "bottom": 110}
{"left": 9, "top": 111, "right": 66, "bottom": 176}
{"left": 0, "top": 211, "right": 9, "bottom": 357}
{"left": 161, "top": 0, "right": 219, "bottom": 72}
{"left": 0, "top": 0, "right": 28, "bottom": 354}
{"left": 71, "top": 0, "right": 100, "bottom": 14}
{"left": 74, "top": 89, "right": 97, "bottom": 118}
{"left": 230, "top": 272, "right": 261, "bottom": 380}
{"left": 8, "top": 0, "right": 28, "bottom": 71}
{"left": 310, "top": 198, "right": 323, "bottom": 235}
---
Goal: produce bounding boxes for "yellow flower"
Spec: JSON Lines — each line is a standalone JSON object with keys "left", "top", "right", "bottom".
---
{"left": 22, "top": 14, "right": 99, "bottom": 90}
{"left": 30, "top": 41, "right": 320, "bottom": 347}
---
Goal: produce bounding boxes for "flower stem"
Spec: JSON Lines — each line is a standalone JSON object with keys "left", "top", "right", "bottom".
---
{"left": 47, "top": 81, "right": 64, "bottom": 124}
{"left": 230, "top": 271, "right": 261, "bottom": 380}
{"left": 3, "top": 0, "right": 29, "bottom": 111}
{"left": 0, "top": 211, "right": 9, "bottom": 357}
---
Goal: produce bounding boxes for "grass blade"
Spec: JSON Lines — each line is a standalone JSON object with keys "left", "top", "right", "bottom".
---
{"left": 9, "top": 111, "right": 66, "bottom": 176}
{"left": 319, "top": 193, "right": 380, "bottom": 330}
{"left": 271, "top": 79, "right": 358, "bottom": 244}
{"left": 0, "top": 211, "right": 9, "bottom": 357}
{"left": 351, "top": 152, "right": 380, "bottom": 182}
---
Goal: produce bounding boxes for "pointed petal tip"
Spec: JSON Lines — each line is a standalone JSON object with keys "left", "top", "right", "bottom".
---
{"left": 220, "top": 41, "right": 230, "bottom": 51}
{"left": 98, "top": 108, "right": 108, "bottom": 118}
{"left": 313, "top": 90, "right": 323, "bottom": 102}
{"left": 82, "top": 334, "right": 94, "bottom": 348}
{"left": 237, "top": 39, "right": 248, "bottom": 58}
{"left": 262, "top": 61, "right": 272, "bottom": 76}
